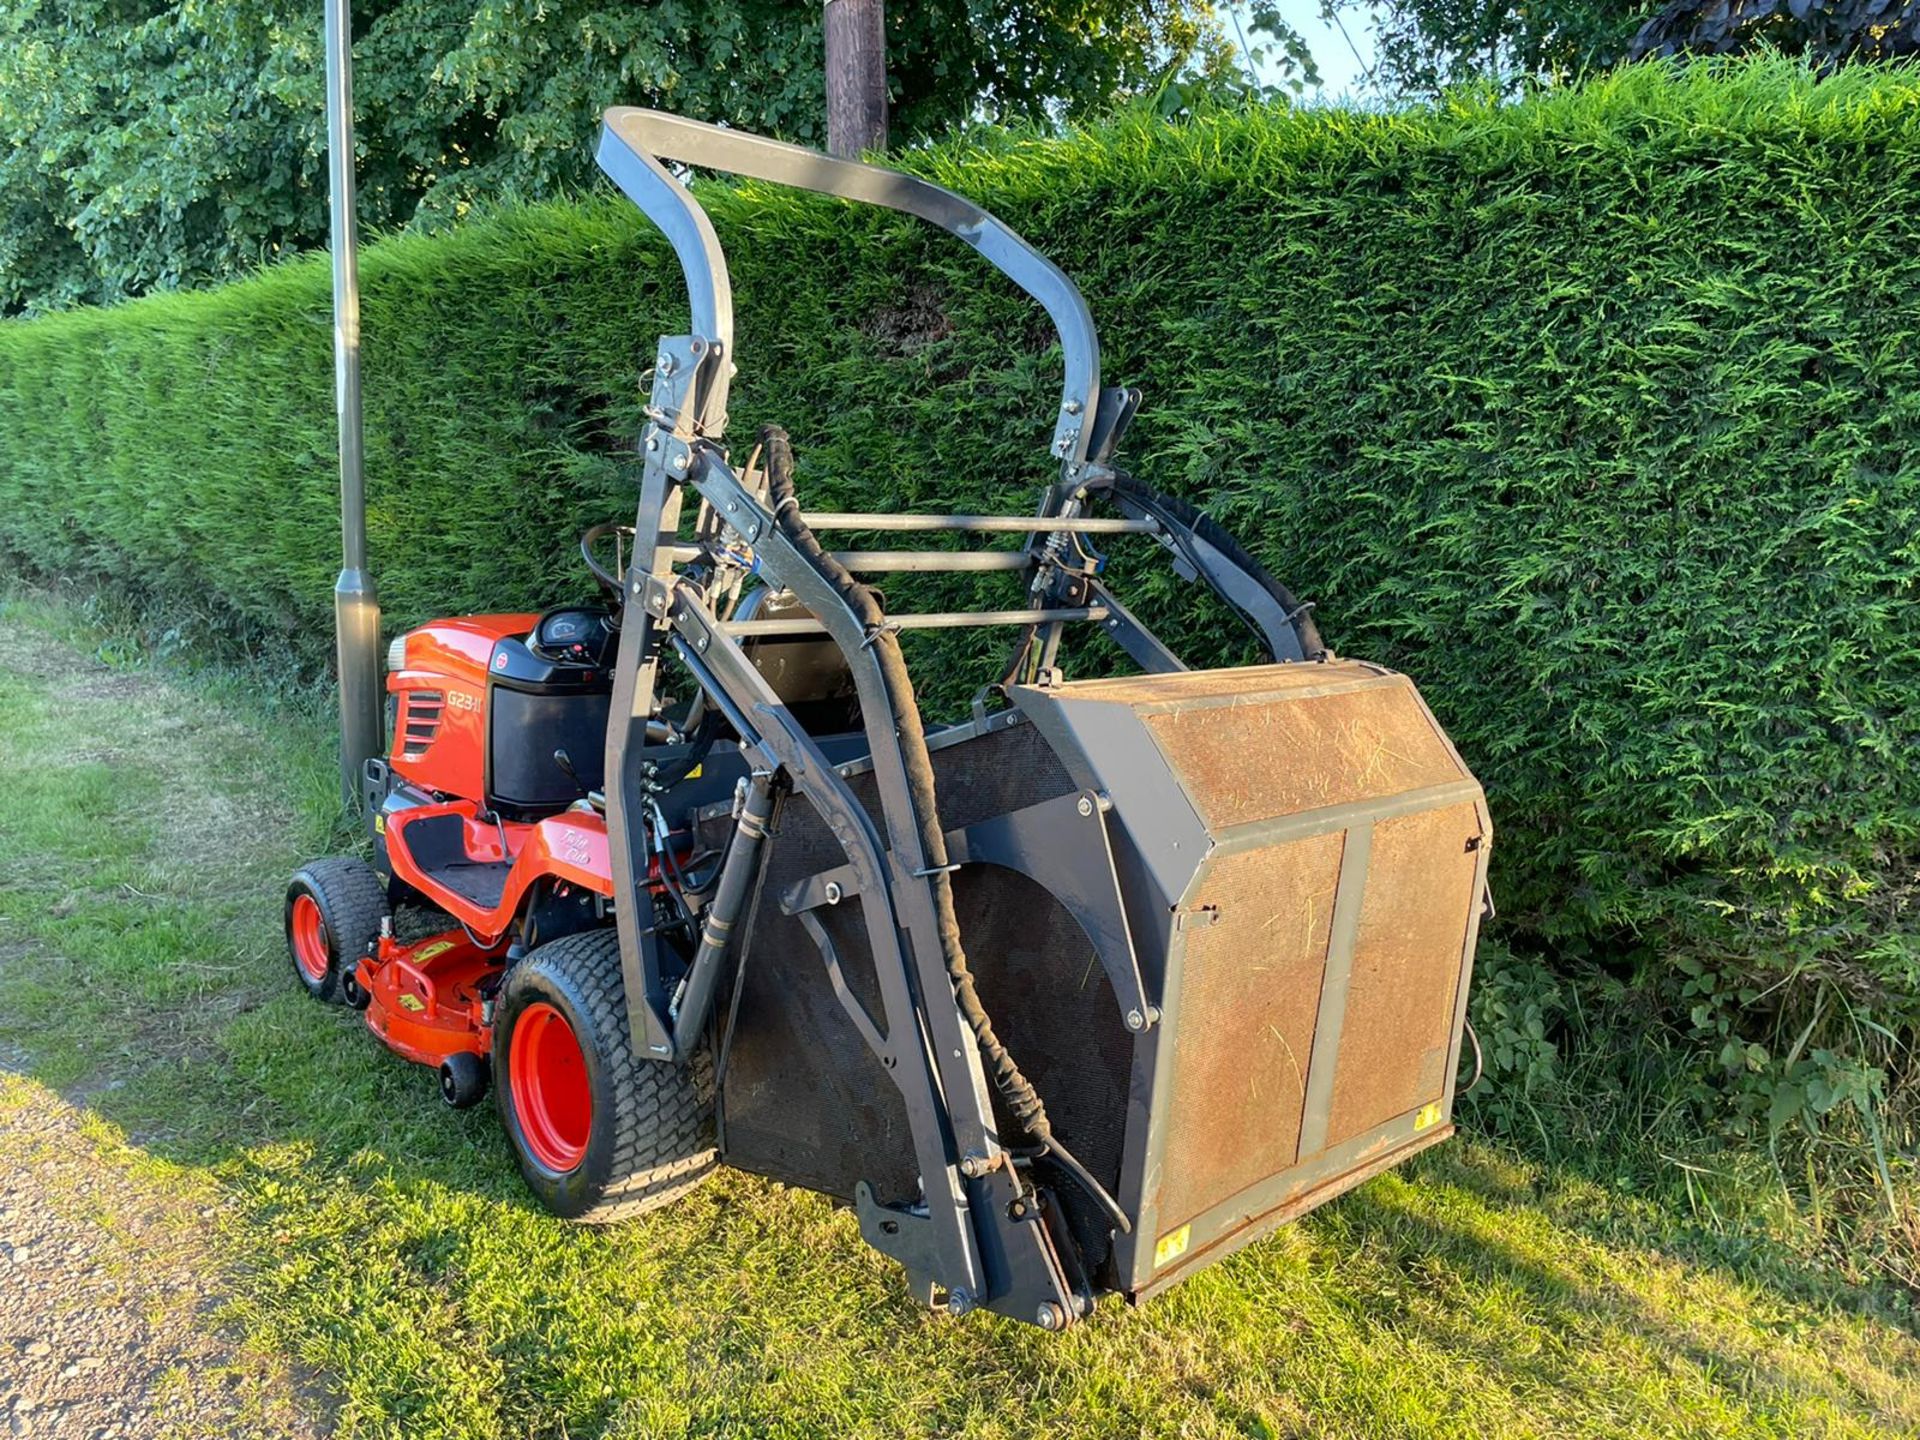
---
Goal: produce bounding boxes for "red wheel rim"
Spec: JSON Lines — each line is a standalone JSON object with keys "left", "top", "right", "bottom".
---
{"left": 290, "top": 894, "right": 330, "bottom": 982}
{"left": 509, "top": 1002, "right": 592, "bottom": 1172}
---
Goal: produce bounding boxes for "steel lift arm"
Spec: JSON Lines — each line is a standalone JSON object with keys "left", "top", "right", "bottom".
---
{"left": 592, "top": 110, "right": 1331, "bottom": 1327}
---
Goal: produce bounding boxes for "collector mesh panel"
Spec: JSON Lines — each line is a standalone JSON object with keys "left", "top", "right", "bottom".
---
{"left": 1152, "top": 831, "right": 1344, "bottom": 1232}
{"left": 954, "top": 865, "right": 1132, "bottom": 1280}
{"left": 1324, "top": 800, "right": 1479, "bottom": 1147}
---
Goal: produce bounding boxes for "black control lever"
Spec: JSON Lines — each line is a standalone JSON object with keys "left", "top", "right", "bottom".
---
{"left": 552, "top": 747, "right": 588, "bottom": 797}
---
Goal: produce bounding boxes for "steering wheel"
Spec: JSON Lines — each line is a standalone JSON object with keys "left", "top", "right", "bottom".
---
{"left": 580, "top": 522, "right": 633, "bottom": 603}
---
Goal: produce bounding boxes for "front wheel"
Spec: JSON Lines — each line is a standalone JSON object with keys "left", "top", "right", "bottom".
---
{"left": 286, "top": 858, "right": 388, "bottom": 1004}
{"left": 494, "top": 928, "right": 716, "bottom": 1222}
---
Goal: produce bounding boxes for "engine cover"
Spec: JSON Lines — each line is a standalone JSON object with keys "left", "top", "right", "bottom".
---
{"left": 386, "top": 614, "right": 537, "bottom": 801}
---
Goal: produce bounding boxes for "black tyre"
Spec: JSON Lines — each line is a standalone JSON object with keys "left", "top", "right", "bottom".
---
{"left": 439, "top": 1051, "right": 489, "bottom": 1109}
{"left": 493, "top": 928, "right": 715, "bottom": 1222}
{"left": 286, "top": 858, "right": 389, "bottom": 1004}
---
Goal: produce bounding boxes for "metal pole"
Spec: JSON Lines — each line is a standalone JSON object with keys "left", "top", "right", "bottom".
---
{"left": 325, "top": 0, "right": 382, "bottom": 808}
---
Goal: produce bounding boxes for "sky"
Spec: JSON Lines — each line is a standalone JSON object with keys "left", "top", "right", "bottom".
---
{"left": 1224, "top": 0, "right": 1385, "bottom": 103}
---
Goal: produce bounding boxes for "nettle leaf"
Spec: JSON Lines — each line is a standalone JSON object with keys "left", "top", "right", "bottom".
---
{"left": 1768, "top": 1083, "right": 1805, "bottom": 1133}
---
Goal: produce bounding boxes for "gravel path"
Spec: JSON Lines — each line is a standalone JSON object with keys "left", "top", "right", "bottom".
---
{"left": 0, "top": 1071, "right": 321, "bottom": 1439}
{"left": 0, "top": 617, "right": 324, "bottom": 1438}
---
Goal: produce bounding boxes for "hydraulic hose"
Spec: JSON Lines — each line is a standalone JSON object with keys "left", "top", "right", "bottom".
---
{"left": 1111, "top": 472, "right": 1327, "bottom": 661}
{"left": 755, "top": 425, "right": 1128, "bottom": 1234}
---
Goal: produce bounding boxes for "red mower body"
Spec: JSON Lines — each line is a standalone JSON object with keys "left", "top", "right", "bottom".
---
{"left": 386, "top": 614, "right": 536, "bottom": 801}
{"left": 374, "top": 610, "right": 620, "bottom": 933}
{"left": 344, "top": 609, "right": 633, "bottom": 1085}
{"left": 381, "top": 799, "right": 613, "bottom": 940}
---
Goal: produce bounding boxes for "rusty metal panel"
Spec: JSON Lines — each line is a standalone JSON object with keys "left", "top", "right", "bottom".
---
{"left": 1045, "top": 660, "right": 1385, "bottom": 709}
{"left": 1154, "top": 830, "right": 1345, "bottom": 1232}
{"left": 1144, "top": 676, "right": 1465, "bottom": 831}
{"left": 1324, "top": 800, "right": 1483, "bottom": 1147}
{"left": 1018, "top": 659, "right": 1488, "bottom": 1298}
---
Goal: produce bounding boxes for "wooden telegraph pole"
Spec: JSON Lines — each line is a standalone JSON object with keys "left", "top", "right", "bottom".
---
{"left": 824, "top": 0, "right": 887, "bottom": 157}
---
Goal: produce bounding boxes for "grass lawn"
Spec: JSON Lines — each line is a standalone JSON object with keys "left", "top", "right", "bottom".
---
{"left": 0, "top": 591, "right": 1915, "bottom": 1439}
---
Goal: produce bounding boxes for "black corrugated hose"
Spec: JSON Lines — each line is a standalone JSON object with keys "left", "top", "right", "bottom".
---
{"left": 1111, "top": 472, "right": 1328, "bottom": 662}
{"left": 755, "top": 424, "right": 1129, "bottom": 1235}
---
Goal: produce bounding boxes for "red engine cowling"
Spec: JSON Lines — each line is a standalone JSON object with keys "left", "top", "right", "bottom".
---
{"left": 386, "top": 614, "right": 538, "bottom": 802}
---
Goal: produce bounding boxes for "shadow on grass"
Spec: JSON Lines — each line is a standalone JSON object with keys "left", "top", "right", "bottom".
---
{"left": 2, "top": 599, "right": 1917, "bottom": 1438}
{"left": 7, "top": 938, "right": 1917, "bottom": 1439}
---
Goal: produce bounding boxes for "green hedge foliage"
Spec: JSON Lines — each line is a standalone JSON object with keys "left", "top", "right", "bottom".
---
{"left": 2, "top": 59, "right": 1917, "bottom": 1130}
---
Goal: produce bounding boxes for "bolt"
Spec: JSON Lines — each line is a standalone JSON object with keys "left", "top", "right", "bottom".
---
{"left": 824, "top": 880, "right": 843, "bottom": 905}
{"left": 1076, "top": 795, "right": 1094, "bottom": 817}
{"left": 1125, "top": 1008, "right": 1146, "bottom": 1032}
{"left": 1036, "top": 1302, "right": 1065, "bottom": 1330}
{"left": 697, "top": 636, "right": 709, "bottom": 651}
{"left": 631, "top": 581, "right": 644, "bottom": 597}
{"left": 726, "top": 500, "right": 737, "bottom": 512}
{"left": 958, "top": 1152, "right": 988, "bottom": 1178}
{"left": 646, "top": 435, "right": 659, "bottom": 452}
{"left": 1063, "top": 399, "right": 1082, "bottom": 415}
{"left": 659, "top": 354, "right": 675, "bottom": 375}
{"left": 946, "top": 1289, "right": 973, "bottom": 1317}
{"left": 671, "top": 453, "right": 689, "bottom": 472}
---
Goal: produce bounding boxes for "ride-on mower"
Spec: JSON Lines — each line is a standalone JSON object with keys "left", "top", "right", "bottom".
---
{"left": 287, "top": 110, "right": 1491, "bottom": 1329}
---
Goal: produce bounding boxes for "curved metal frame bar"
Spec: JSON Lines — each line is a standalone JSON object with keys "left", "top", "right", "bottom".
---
{"left": 596, "top": 107, "right": 1100, "bottom": 469}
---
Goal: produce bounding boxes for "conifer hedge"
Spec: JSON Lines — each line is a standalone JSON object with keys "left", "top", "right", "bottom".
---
{"left": 2, "top": 60, "right": 1916, "bottom": 1124}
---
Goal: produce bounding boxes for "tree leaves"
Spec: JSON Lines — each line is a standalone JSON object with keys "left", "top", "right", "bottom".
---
{"left": 0, "top": 0, "right": 1237, "bottom": 316}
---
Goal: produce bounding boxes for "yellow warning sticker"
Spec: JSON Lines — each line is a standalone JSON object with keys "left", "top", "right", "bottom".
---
{"left": 374, "top": 814, "right": 386, "bottom": 834}
{"left": 413, "top": 939, "right": 456, "bottom": 963}
{"left": 686, "top": 764, "right": 703, "bottom": 779}
{"left": 1153, "top": 1224, "right": 1191, "bottom": 1269}
{"left": 398, "top": 993, "right": 426, "bottom": 1012}
{"left": 1414, "top": 1101, "right": 1444, "bottom": 1132}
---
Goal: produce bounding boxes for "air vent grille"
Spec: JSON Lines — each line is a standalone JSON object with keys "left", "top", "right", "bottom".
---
{"left": 401, "top": 690, "right": 444, "bottom": 759}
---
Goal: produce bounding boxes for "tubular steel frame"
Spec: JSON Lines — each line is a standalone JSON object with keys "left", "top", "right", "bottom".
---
{"left": 593, "top": 110, "right": 1322, "bottom": 1326}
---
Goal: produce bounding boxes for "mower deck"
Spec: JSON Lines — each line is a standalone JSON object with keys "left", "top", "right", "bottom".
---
{"left": 355, "top": 927, "right": 506, "bottom": 1067}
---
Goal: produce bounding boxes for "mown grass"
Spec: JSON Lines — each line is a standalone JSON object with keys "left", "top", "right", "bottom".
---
{"left": 1, "top": 590, "right": 1916, "bottom": 1438}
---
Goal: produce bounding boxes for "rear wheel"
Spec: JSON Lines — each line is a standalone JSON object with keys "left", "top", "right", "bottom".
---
{"left": 286, "top": 858, "right": 388, "bottom": 1004}
{"left": 494, "top": 928, "right": 715, "bottom": 1222}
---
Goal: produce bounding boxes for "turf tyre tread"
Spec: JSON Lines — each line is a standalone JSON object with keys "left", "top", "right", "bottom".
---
{"left": 287, "top": 857, "right": 389, "bottom": 1004}
{"left": 496, "top": 927, "right": 715, "bottom": 1223}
